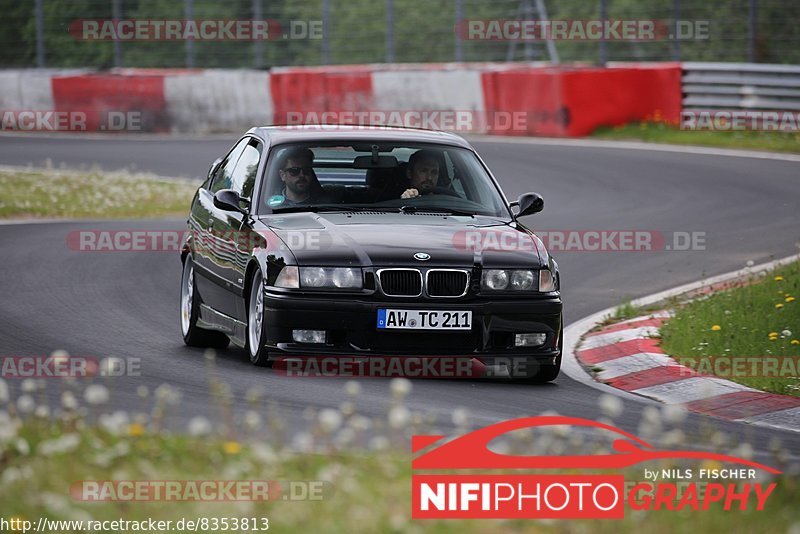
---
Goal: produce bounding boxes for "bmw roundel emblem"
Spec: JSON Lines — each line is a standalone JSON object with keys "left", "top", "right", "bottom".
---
{"left": 414, "top": 252, "right": 431, "bottom": 261}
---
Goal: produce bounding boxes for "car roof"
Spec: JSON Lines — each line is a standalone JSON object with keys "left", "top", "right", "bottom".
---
{"left": 248, "top": 125, "right": 474, "bottom": 150}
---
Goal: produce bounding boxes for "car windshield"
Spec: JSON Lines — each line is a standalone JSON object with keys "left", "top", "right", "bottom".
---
{"left": 257, "top": 142, "right": 510, "bottom": 217}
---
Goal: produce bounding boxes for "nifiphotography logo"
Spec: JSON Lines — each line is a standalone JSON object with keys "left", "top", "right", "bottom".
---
{"left": 411, "top": 416, "right": 779, "bottom": 519}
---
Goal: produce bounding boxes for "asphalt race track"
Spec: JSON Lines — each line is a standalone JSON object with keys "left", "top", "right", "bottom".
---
{"left": 1, "top": 134, "right": 799, "bottom": 466}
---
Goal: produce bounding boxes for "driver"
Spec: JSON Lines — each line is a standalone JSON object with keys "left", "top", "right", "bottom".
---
{"left": 400, "top": 149, "right": 441, "bottom": 199}
{"left": 276, "top": 147, "right": 324, "bottom": 205}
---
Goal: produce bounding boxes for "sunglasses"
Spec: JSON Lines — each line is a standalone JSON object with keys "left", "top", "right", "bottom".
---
{"left": 283, "top": 166, "right": 313, "bottom": 177}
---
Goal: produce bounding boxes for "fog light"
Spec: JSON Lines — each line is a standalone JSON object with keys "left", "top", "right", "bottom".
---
{"left": 515, "top": 333, "right": 547, "bottom": 347}
{"left": 292, "top": 330, "right": 327, "bottom": 343}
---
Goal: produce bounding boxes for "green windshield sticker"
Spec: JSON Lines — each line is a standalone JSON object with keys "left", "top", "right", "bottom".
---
{"left": 267, "top": 195, "right": 285, "bottom": 206}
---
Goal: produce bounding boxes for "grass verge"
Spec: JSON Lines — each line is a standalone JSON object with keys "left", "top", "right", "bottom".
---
{"left": 1, "top": 367, "right": 797, "bottom": 532}
{"left": 2, "top": 419, "right": 798, "bottom": 533}
{"left": 660, "top": 261, "right": 800, "bottom": 397}
{"left": 592, "top": 122, "right": 800, "bottom": 154}
{"left": 0, "top": 168, "right": 196, "bottom": 219}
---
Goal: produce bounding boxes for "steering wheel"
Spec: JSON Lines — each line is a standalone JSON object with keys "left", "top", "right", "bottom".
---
{"left": 425, "top": 186, "right": 460, "bottom": 198}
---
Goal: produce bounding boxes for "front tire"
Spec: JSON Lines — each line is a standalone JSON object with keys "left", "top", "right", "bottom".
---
{"left": 246, "top": 269, "right": 271, "bottom": 367}
{"left": 180, "top": 256, "right": 230, "bottom": 349}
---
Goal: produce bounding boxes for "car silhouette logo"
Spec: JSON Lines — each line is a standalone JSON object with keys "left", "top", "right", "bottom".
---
{"left": 414, "top": 252, "right": 431, "bottom": 261}
{"left": 411, "top": 416, "right": 781, "bottom": 472}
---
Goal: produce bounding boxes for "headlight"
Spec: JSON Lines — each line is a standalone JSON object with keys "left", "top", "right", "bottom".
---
{"left": 510, "top": 269, "right": 535, "bottom": 290}
{"left": 301, "top": 267, "right": 328, "bottom": 288}
{"left": 331, "top": 267, "right": 359, "bottom": 288}
{"left": 482, "top": 269, "right": 509, "bottom": 290}
{"left": 538, "top": 269, "right": 557, "bottom": 292}
{"left": 300, "top": 267, "right": 362, "bottom": 289}
{"left": 481, "top": 269, "right": 555, "bottom": 292}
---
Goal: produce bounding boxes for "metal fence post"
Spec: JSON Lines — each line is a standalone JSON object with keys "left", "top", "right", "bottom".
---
{"left": 253, "top": 0, "right": 263, "bottom": 68}
{"left": 454, "top": 0, "right": 464, "bottom": 62}
{"left": 598, "top": 0, "right": 608, "bottom": 66}
{"left": 112, "top": 0, "right": 123, "bottom": 67}
{"left": 185, "top": 0, "right": 195, "bottom": 68}
{"left": 386, "top": 0, "right": 395, "bottom": 63}
{"left": 322, "top": 0, "right": 331, "bottom": 64}
{"left": 35, "top": 0, "right": 45, "bottom": 67}
{"left": 671, "top": 0, "right": 681, "bottom": 61}
{"left": 748, "top": 0, "right": 758, "bottom": 63}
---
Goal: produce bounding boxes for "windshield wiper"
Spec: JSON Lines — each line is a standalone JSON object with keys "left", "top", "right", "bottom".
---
{"left": 271, "top": 205, "right": 381, "bottom": 213}
{"left": 399, "top": 205, "right": 476, "bottom": 217}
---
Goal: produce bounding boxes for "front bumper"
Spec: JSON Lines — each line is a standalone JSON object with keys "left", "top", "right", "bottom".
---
{"left": 261, "top": 290, "right": 562, "bottom": 364}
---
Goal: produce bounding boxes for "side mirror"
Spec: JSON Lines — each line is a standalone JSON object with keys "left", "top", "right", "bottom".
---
{"left": 512, "top": 192, "right": 544, "bottom": 218}
{"left": 213, "top": 189, "right": 247, "bottom": 214}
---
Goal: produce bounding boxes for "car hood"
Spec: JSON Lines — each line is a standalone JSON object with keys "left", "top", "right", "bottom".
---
{"left": 254, "top": 212, "right": 545, "bottom": 268}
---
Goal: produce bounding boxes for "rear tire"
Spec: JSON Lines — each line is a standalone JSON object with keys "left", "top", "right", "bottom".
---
{"left": 246, "top": 269, "right": 271, "bottom": 367}
{"left": 180, "top": 256, "right": 230, "bottom": 349}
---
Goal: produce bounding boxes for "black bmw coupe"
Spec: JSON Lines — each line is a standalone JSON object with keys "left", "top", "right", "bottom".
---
{"left": 180, "top": 126, "right": 562, "bottom": 381}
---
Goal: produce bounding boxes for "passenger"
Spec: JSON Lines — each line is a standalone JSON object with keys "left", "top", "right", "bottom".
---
{"left": 400, "top": 149, "right": 441, "bottom": 199}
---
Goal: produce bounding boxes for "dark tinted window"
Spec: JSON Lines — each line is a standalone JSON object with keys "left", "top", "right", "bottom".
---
{"left": 231, "top": 140, "right": 262, "bottom": 198}
{"left": 209, "top": 138, "right": 249, "bottom": 194}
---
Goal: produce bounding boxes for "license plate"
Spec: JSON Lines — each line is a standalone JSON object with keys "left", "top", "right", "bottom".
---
{"left": 377, "top": 309, "right": 472, "bottom": 330}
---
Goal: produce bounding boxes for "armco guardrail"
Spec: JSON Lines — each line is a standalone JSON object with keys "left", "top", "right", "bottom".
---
{"left": 682, "top": 62, "right": 800, "bottom": 112}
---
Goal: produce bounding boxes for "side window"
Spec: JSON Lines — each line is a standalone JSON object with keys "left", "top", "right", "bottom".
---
{"left": 209, "top": 139, "right": 249, "bottom": 194}
{"left": 230, "top": 140, "right": 262, "bottom": 199}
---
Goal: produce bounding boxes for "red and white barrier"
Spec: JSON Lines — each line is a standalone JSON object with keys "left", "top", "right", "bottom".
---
{"left": 0, "top": 63, "right": 682, "bottom": 135}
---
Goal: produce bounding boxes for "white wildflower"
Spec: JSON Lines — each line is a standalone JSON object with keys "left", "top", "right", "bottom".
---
{"left": 154, "top": 383, "right": 181, "bottom": 405}
{"left": 451, "top": 408, "right": 469, "bottom": 427}
{"left": 0, "top": 378, "right": 8, "bottom": 404}
{"left": 599, "top": 394, "right": 624, "bottom": 419}
{"left": 244, "top": 410, "right": 261, "bottom": 431}
{"left": 369, "top": 436, "right": 389, "bottom": 451}
{"left": 388, "top": 405, "right": 410, "bottom": 429}
{"left": 187, "top": 416, "right": 212, "bottom": 437}
{"left": 38, "top": 433, "right": 80, "bottom": 456}
{"left": 318, "top": 409, "right": 342, "bottom": 433}
{"left": 99, "top": 411, "right": 130, "bottom": 435}
{"left": 61, "top": 391, "right": 78, "bottom": 410}
{"left": 344, "top": 380, "right": 361, "bottom": 397}
{"left": 17, "top": 394, "right": 35, "bottom": 413}
{"left": 15, "top": 438, "right": 30, "bottom": 455}
{"left": 661, "top": 404, "right": 688, "bottom": 425}
{"left": 84, "top": 384, "right": 109, "bottom": 405}
{"left": 21, "top": 379, "right": 37, "bottom": 393}
{"left": 389, "top": 377, "right": 412, "bottom": 398}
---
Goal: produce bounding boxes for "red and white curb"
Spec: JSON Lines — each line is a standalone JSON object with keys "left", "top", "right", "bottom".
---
{"left": 578, "top": 312, "right": 800, "bottom": 431}
{"left": 562, "top": 252, "right": 800, "bottom": 433}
